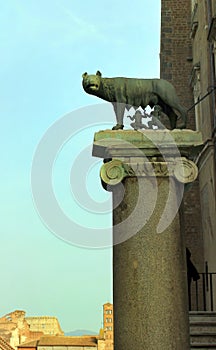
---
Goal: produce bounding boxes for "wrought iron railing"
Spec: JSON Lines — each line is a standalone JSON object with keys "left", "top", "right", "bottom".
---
{"left": 189, "top": 273, "right": 216, "bottom": 311}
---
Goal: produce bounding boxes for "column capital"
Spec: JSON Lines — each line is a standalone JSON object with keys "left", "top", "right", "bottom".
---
{"left": 100, "top": 157, "right": 198, "bottom": 187}
{"left": 93, "top": 129, "right": 203, "bottom": 187}
{"left": 100, "top": 159, "right": 135, "bottom": 186}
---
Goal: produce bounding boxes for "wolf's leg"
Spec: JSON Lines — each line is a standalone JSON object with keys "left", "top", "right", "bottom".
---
{"left": 170, "top": 103, "right": 187, "bottom": 129}
{"left": 112, "top": 102, "right": 125, "bottom": 130}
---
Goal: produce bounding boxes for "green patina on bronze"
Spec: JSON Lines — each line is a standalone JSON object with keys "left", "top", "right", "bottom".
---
{"left": 82, "top": 70, "right": 188, "bottom": 130}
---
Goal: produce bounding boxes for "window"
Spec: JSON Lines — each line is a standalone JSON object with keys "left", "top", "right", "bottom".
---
{"left": 105, "top": 309, "right": 112, "bottom": 314}
{"left": 191, "top": 0, "right": 198, "bottom": 38}
{"left": 212, "top": 0, "right": 216, "bottom": 16}
{"left": 189, "top": 63, "right": 201, "bottom": 130}
{"left": 191, "top": 0, "right": 198, "bottom": 17}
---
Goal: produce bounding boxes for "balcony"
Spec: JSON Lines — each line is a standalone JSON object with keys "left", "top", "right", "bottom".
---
{"left": 189, "top": 272, "right": 216, "bottom": 311}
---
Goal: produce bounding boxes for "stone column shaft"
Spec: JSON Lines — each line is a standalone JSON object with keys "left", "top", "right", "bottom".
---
{"left": 113, "top": 176, "right": 189, "bottom": 350}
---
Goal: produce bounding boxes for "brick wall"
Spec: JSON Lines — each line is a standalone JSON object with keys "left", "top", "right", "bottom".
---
{"left": 160, "top": 0, "right": 204, "bottom": 272}
{"left": 160, "top": 0, "right": 195, "bottom": 129}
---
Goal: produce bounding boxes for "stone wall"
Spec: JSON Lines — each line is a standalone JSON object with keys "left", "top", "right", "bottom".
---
{"left": 25, "top": 317, "right": 63, "bottom": 336}
{"left": 0, "top": 311, "right": 33, "bottom": 348}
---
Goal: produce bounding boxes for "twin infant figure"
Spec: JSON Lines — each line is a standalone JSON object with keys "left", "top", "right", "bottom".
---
{"left": 127, "top": 106, "right": 164, "bottom": 130}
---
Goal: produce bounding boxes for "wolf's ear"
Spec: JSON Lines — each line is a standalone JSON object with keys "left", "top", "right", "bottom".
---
{"left": 96, "top": 70, "right": 102, "bottom": 77}
{"left": 82, "top": 72, "right": 88, "bottom": 78}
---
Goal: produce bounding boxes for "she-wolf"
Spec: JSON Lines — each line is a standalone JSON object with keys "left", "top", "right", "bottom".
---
{"left": 82, "top": 70, "right": 187, "bottom": 130}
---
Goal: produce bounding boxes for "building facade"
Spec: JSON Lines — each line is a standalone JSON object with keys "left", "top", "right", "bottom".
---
{"left": 160, "top": 0, "right": 216, "bottom": 309}
{"left": 190, "top": 0, "right": 216, "bottom": 310}
{"left": 0, "top": 311, "right": 63, "bottom": 349}
{"left": 102, "top": 304, "right": 113, "bottom": 350}
{"left": 25, "top": 317, "right": 63, "bottom": 336}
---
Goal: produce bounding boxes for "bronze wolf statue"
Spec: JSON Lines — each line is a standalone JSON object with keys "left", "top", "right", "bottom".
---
{"left": 82, "top": 70, "right": 187, "bottom": 130}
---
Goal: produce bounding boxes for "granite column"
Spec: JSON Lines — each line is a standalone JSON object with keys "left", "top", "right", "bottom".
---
{"left": 93, "top": 129, "right": 203, "bottom": 350}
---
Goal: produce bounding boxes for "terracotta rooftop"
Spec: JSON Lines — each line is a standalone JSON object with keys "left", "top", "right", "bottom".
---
{"left": 25, "top": 317, "right": 59, "bottom": 320}
{"left": 18, "top": 340, "right": 38, "bottom": 348}
{"left": 0, "top": 337, "right": 15, "bottom": 350}
{"left": 18, "top": 336, "right": 98, "bottom": 348}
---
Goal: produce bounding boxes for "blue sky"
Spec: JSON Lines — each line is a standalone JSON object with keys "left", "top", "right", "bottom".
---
{"left": 0, "top": 0, "right": 161, "bottom": 333}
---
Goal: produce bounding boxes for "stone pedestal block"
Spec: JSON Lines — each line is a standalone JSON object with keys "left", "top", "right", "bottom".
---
{"left": 93, "top": 129, "right": 203, "bottom": 350}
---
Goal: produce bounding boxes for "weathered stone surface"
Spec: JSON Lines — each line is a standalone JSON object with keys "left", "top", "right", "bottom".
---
{"left": 100, "top": 157, "right": 198, "bottom": 184}
{"left": 93, "top": 129, "right": 203, "bottom": 159}
{"left": 113, "top": 177, "right": 190, "bottom": 350}
{"left": 92, "top": 129, "right": 204, "bottom": 350}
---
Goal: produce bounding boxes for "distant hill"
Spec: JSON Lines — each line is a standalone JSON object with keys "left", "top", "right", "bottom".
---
{"left": 64, "top": 329, "right": 98, "bottom": 336}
